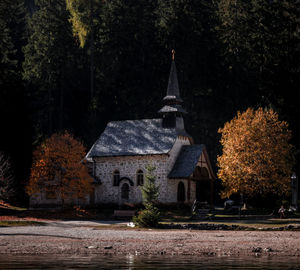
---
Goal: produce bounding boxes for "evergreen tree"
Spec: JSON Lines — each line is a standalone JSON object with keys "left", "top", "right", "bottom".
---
{"left": 216, "top": 0, "right": 300, "bottom": 107}
{"left": 23, "top": 0, "right": 88, "bottom": 138}
{"left": 141, "top": 165, "right": 160, "bottom": 204}
{"left": 0, "top": 0, "right": 30, "bottom": 204}
{"left": 0, "top": 0, "right": 24, "bottom": 87}
{"left": 0, "top": 152, "right": 16, "bottom": 203}
{"left": 216, "top": 0, "right": 300, "bottom": 172}
{"left": 96, "top": 0, "right": 162, "bottom": 121}
{"left": 66, "top": 0, "right": 103, "bottom": 140}
{"left": 0, "top": 4, "right": 17, "bottom": 86}
{"left": 156, "top": 0, "right": 225, "bottom": 166}
{"left": 134, "top": 164, "right": 160, "bottom": 227}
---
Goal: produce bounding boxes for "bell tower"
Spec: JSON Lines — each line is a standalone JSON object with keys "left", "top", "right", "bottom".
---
{"left": 158, "top": 50, "right": 187, "bottom": 134}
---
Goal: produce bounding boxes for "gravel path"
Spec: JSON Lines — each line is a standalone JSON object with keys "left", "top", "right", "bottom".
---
{"left": 0, "top": 222, "right": 300, "bottom": 257}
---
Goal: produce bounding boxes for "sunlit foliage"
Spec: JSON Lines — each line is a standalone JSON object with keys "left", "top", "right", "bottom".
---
{"left": 26, "top": 132, "right": 93, "bottom": 205}
{"left": 217, "top": 108, "right": 295, "bottom": 198}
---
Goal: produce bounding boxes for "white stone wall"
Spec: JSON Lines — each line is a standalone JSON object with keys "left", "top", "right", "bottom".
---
{"left": 93, "top": 155, "right": 166, "bottom": 204}
{"left": 93, "top": 136, "right": 191, "bottom": 204}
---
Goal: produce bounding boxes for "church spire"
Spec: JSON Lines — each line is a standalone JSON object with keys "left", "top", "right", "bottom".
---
{"left": 158, "top": 51, "right": 187, "bottom": 130}
{"left": 163, "top": 51, "right": 183, "bottom": 104}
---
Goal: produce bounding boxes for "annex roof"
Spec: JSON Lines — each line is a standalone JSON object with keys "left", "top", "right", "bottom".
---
{"left": 168, "top": 144, "right": 205, "bottom": 178}
{"left": 86, "top": 119, "right": 178, "bottom": 158}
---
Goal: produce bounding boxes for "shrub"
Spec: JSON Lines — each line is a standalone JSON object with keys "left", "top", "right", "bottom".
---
{"left": 133, "top": 203, "right": 160, "bottom": 228}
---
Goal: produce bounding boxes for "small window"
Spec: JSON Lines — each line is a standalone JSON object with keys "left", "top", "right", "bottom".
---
{"left": 113, "top": 170, "right": 120, "bottom": 186}
{"left": 136, "top": 170, "right": 144, "bottom": 186}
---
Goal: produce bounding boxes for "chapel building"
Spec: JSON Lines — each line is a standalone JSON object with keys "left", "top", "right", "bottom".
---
{"left": 85, "top": 56, "right": 215, "bottom": 205}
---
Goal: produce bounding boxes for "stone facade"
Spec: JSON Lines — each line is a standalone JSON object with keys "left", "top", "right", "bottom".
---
{"left": 92, "top": 137, "right": 192, "bottom": 204}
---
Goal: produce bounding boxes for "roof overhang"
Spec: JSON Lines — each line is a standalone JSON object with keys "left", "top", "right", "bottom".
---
{"left": 168, "top": 145, "right": 215, "bottom": 180}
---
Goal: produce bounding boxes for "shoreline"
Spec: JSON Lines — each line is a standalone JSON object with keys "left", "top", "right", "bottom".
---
{"left": 0, "top": 225, "right": 300, "bottom": 257}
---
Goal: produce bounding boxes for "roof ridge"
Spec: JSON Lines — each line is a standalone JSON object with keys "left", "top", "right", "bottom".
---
{"left": 107, "top": 118, "right": 162, "bottom": 124}
{"left": 86, "top": 118, "right": 178, "bottom": 158}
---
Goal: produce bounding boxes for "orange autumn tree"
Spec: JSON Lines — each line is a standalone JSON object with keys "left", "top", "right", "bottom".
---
{"left": 217, "top": 108, "right": 295, "bottom": 199}
{"left": 26, "top": 132, "right": 93, "bottom": 206}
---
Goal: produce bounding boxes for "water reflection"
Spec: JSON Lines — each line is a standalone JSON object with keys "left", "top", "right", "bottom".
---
{"left": 0, "top": 255, "right": 299, "bottom": 270}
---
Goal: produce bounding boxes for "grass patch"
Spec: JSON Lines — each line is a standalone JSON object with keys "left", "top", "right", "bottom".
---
{"left": 160, "top": 208, "right": 192, "bottom": 222}
{"left": 160, "top": 219, "right": 300, "bottom": 230}
{"left": 0, "top": 221, "right": 45, "bottom": 227}
{"left": 0, "top": 201, "right": 27, "bottom": 211}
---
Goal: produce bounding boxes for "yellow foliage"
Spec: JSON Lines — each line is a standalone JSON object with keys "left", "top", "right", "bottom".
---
{"left": 66, "top": 0, "right": 90, "bottom": 47}
{"left": 217, "top": 108, "right": 295, "bottom": 198}
{"left": 26, "top": 132, "right": 93, "bottom": 202}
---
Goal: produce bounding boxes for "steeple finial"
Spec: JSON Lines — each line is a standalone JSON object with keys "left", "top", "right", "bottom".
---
{"left": 172, "top": 49, "right": 175, "bottom": 61}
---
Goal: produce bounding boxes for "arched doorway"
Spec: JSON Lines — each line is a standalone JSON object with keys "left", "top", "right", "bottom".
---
{"left": 194, "top": 166, "right": 210, "bottom": 202}
{"left": 121, "top": 183, "right": 129, "bottom": 200}
{"left": 177, "top": 182, "right": 185, "bottom": 202}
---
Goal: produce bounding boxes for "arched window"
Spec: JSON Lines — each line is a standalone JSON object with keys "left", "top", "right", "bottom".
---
{"left": 177, "top": 182, "right": 185, "bottom": 202}
{"left": 113, "top": 170, "right": 120, "bottom": 186}
{"left": 121, "top": 183, "right": 129, "bottom": 199}
{"left": 136, "top": 170, "right": 144, "bottom": 186}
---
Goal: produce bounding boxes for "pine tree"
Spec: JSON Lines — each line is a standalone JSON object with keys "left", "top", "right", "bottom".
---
{"left": 133, "top": 165, "right": 160, "bottom": 228}
{"left": 97, "top": 0, "right": 162, "bottom": 121}
{"left": 66, "top": 0, "right": 103, "bottom": 140}
{"left": 0, "top": 0, "right": 29, "bottom": 204}
{"left": 141, "top": 165, "right": 160, "bottom": 204}
{"left": 23, "top": 0, "right": 86, "bottom": 136}
{"left": 216, "top": 0, "right": 300, "bottom": 107}
{"left": 0, "top": 0, "right": 25, "bottom": 87}
{"left": 216, "top": 0, "right": 300, "bottom": 169}
{"left": 0, "top": 152, "right": 16, "bottom": 203}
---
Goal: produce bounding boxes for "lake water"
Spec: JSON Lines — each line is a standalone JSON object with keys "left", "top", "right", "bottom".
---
{"left": 0, "top": 255, "right": 299, "bottom": 269}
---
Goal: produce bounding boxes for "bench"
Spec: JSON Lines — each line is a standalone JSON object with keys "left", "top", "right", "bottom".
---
{"left": 113, "top": 210, "right": 136, "bottom": 219}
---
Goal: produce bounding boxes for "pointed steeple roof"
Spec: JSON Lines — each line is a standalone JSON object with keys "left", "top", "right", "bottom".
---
{"left": 159, "top": 50, "right": 186, "bottom": 115}
{"left": 163, "top": 60, "right": 183, "bottom": 103}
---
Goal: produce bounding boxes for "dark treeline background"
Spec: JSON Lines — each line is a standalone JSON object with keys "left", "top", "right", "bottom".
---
{"left": 0, "top": 0, "right": 299, "bottom": 204}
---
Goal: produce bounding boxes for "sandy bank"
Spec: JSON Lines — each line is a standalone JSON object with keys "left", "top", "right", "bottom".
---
{"left": 0, "top": 224, "right": 300, "bottom": 257}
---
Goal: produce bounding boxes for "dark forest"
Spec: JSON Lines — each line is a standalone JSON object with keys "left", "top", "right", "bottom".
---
{"left": 0, "top": 0, "right": 299, "bottom": 205}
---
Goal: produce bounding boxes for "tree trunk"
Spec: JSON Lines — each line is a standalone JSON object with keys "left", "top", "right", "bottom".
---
{"left": 59, "top": 72, "right": 64, "bottom": 130}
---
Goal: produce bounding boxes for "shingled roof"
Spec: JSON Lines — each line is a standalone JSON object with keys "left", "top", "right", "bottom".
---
{"left": 86, "top": 119, "right": 178, "bottom": 158}
{"left": 168, "top": 145, "right": 205, "bottom": 178}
